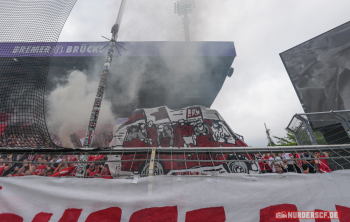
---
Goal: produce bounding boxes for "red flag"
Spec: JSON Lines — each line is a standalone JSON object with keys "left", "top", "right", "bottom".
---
{"left": 51, "top": 167, "right": 76, "bottom": 177}
{"left": 150, "top": 107, "right": 169, "bottom": 121}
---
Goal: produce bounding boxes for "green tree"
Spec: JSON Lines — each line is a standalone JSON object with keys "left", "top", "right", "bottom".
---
{"left": 313, "top": 131, "right": 327, "bottom": 145}
{"left": 273, "top": 129, "right": 327, "bottom": 146}
{"left": 273, "top": 129, "right": 298, "bottom": 146}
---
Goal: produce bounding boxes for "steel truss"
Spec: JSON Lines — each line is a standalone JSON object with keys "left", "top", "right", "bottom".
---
{"left": 287, "top": 110, "right": 350, "bottom": 145}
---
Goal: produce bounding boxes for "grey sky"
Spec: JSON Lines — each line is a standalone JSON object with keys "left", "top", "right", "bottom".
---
{"left": 58, "top": 0, "right": 350, "bottom": 146}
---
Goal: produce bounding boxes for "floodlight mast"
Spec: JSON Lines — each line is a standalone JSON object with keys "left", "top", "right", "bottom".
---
{"left": 174, "top": 0, "right": 195, "bottom": 41}
{"left": 75, "top": 0, "right": 127, "bottom": 177}
{"left": 264, "top": 123, "right": 275, "bottom": 146}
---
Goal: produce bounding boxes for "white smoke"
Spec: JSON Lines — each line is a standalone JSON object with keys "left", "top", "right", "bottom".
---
{"left": 46, "top": 70, "right": 115, "bottom": 148}
{"left": 107, "top": 55, "right": 149, "bottom": 108}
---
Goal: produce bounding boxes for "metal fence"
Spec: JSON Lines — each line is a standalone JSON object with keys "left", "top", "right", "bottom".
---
{"left": 287, "top": 110, "right": 350, "bottom": 145}
{"left": 287, "top": 110, "right": 350, "bottom": 170}
{"left": 1, "top": 144, "right": 350, "bottom": 179}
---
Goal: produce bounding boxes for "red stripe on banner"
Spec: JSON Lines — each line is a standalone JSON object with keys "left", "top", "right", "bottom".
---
{"left": 336, "top": 205, "right": 349, "bottom": 222}
{"left": 129, "top": 206, "right": 177, "bottom": 222}
{"left": 0, "top": 213, "right": 23, "bottom": 222}
{"left": 85, "top": 207, "right": 122, "bottom": 222}
{"left": 32, "top": 212, "right": 53, "bottom": 222}
{"left": 0, "top": 124, "right": 7, "bottom": 135}
{"left": 58, "top": 208, "right": 82, "bottom": 222}
{"left": 235, "top": 139, "right": 248, "bottom": 147}
{"left": 315, "top": 209, "right": 331, "bottom": 222}
{"left": 260, "top": 204, "right": 299, "bottom": 222}
{"left": 185, "top": 207, "right": 226, "bottom": 222}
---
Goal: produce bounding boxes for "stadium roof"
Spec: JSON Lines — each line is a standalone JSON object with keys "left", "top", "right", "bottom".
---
{"left": 1, "top": 41, "right": 236, "bottom": 117}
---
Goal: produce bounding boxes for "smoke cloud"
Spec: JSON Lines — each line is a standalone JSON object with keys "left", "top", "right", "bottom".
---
{"left": 46, "top": 70, "right": 114, "bottom": 147}
{"left": 105, "top": 55, "right": 150, "bottom": 117}
{"left": 103, "top": 48, "right": 209, "bottom": 118}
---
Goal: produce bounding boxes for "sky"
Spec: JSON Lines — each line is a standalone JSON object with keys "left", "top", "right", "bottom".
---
{"left": 58, "top": 0, "right": 350, "bottom": 146}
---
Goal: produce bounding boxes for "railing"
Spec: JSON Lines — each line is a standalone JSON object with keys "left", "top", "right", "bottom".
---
{"left": 287, "top": 110, "right": 350, "bottom": 145}
{"left": 1, "top": 144, "right": 350, "bottom": 178}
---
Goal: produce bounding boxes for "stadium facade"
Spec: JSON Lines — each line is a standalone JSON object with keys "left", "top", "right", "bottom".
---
{"left": 281, "top": 21, "right": 350, "bottom": 145}
{"left": 280, "top": 21, "right": 350, "bottom": 114}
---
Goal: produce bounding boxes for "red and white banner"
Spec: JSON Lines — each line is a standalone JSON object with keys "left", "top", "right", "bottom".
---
{"left": 0, "top": 171, "right": 350, "bottom": 221}
{"left": 111, "top": 105, "right": 247, "bottom": 149}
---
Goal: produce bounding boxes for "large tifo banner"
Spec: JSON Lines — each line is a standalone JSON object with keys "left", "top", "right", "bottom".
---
{"left": 0, "top": 171, "right": 350, "bottom": 221}
{"left": 108, "top": 106, "right": 256, "bottom": 177}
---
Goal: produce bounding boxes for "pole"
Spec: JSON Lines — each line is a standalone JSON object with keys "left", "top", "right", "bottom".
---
{"left": 264, "top": 123, "right": 275, "bottom": 146}
{"left": 295, "top": 115, "right": 318, "bottom": 145}
{"left": 183, "top": 13, "right": 190, "bottom": 41}
{"left": 75, "top": 0, "right": 127, "bottom": 177}
{"left": 174, "top": 0, "right": 194, "bottom": 42}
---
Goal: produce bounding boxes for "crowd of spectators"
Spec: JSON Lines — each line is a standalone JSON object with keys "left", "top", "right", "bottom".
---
{"left": 0, "top": 125, "right": 113, "bottom": 149}
{"left": 0, "top": 127, "right": 335, "bottom": 178}
{"left": 0, "top": 153, "right": 113, "bottom": 178}
{"left": 0, "top": 151, "right": 334, "bottom": 178}
{"left": 0, "top": 128, "right": 116, "bottom": 178}
{"left": 0, "top": 126, "right": 53, "bottom": 148}
{"left": 255, "top": 152, "right": 332, "bottom": 174}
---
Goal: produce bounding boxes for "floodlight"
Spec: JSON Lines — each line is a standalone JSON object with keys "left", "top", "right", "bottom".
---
{"left": 174, "top": 0, "right": 195, "bottom": 41}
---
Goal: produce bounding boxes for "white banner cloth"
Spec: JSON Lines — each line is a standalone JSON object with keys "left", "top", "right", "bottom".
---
{"left": 0, "top": 171, "right": 350, "bottom": 221}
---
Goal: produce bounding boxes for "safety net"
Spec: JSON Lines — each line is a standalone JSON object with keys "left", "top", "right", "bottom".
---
{"left": 0, "top": 0, "right": 77, "bottom": 149}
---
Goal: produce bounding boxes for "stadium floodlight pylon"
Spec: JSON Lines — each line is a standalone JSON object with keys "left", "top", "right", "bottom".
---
{"left": 264, "top": 123, "right": 275, "bottom": 146}
{"left": 174, "top": 0, "right": 195, "bottom": 41}
{"left": 75, "top": 0, "right": 127, "bottom": 177}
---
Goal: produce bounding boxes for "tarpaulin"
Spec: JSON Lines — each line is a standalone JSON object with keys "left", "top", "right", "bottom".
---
{"left": 0, "top": 170, "right": 350, "bottom": 221}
